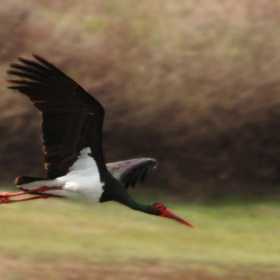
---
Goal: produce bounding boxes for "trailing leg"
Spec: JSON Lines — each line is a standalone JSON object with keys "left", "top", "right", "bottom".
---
{"left": 0, "top": 193, "right": 62, "bottom": 204}
{"left": 0, "top": 186, "right": 63, "bottom": 204}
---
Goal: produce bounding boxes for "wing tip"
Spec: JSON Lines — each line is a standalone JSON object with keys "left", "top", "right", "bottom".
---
{"left": 107, "top": 158, "right": 157, "bottom": 189}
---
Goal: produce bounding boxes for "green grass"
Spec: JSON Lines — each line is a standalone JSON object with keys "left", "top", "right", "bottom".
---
{"left": 0, "top": 197, "right": 279, "bottom": 279}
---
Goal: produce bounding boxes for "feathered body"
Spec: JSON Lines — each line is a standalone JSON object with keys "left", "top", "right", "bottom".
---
{"left": 0, "top": 55, "right": 193, "bottom": 227}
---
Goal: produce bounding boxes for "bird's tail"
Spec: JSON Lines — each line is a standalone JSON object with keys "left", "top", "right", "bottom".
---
{"left": 15, "top": 176, "right": 47, "bottom": 186}
{"left": 15, "top": 176, "right": 56, "bottom": 193}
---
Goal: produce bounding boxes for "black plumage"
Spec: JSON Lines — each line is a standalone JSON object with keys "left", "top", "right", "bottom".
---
{"left": 7, "top": 55, "right": 106, "bottom": 179}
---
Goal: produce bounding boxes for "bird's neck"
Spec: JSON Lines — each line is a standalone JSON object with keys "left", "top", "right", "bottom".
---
{"left": 128, "top": 199, "right": 150, "bottom": 213}
{"left": 116, "top": 192, "right": 150, "bottom": 214}
{"left": 102, "top": 176, "right": 150, "bottom": 213}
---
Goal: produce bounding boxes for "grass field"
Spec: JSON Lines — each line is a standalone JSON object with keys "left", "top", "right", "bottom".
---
{"left": 0, "top": 194, "right": 279, "bottom": 279}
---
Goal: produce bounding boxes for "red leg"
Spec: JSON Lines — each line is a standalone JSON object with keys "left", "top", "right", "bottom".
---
{"left": 0, "top": 186, "right": 63, "bottom": 198}
{"left": 0, "top": 193, "right": 63, "bottom": 204}
{"left": 0, "top": 186, "right": 63, "bottom": 204}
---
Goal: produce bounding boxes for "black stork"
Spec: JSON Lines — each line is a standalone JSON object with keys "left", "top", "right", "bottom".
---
{"left": 0, "top": 55, "right": 193, "bottom": 228}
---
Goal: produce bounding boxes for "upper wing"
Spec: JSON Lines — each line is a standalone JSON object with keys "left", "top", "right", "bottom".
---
{"left": 106, "top": 158, "right": 157, "bottom": 189}
{"left": 7, "top": 55, "right": 106, "bottom": 179}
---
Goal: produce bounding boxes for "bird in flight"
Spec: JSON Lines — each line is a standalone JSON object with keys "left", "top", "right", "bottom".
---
{"left": 0, "top": 55, "right": 193, "bottom": 228}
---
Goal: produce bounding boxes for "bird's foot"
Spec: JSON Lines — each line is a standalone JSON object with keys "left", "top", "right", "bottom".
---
{"left": 0, "top": 193, "right": 60, "bottom": 204}
{"left": 0, "top": 186, "right": 63, "bottom": 198}
{"left": 0, "top": 186, "right": 63, "bottom": 204}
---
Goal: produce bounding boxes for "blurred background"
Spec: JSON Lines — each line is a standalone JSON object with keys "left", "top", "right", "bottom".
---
{"left": 0, "top": 0, "right": 280, "bottom": 279}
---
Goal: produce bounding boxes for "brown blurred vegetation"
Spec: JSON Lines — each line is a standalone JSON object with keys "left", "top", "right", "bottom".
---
{"left": 0, "top": 0, "right": 280, "bottom": 198}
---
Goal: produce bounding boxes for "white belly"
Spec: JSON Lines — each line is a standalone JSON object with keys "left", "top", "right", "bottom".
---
{"left": 45, "top": 171, "right": 104, "bottom": 202}
{"left": 18, "top": 147, "right": 105, "bottom": 203}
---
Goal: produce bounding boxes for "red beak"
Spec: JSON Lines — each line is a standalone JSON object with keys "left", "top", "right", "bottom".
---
{"left": 160, "top": 209, "right": 194, "bottom": 227}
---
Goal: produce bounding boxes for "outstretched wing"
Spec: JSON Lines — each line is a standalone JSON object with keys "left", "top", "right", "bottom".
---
{"left": 106, "top": 158, "right": 157, "bottom": 189}
{"left": 7, "top": 55, "right": 107, "bottom": 179}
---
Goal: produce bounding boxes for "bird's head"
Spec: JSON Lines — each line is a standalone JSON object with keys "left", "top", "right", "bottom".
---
{"left": 148, "top": 203, "right": 194, "bottom": 227}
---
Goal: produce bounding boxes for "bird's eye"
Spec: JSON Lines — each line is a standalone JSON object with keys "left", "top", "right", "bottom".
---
{"left": 156, "top": 204, "right": 164, "bottom": 211}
